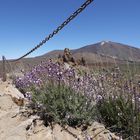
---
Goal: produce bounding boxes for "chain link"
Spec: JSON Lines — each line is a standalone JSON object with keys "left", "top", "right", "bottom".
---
{"left": 12, "top": 0, "right": 93, "bottom": 62}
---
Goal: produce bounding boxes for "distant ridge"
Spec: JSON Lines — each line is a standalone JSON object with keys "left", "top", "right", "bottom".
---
{"left": 72, "top": 41, "right": 140, "bottom": 61}
{"left": 0, "top": 41, "right": 140, "bottom": 75}
{"left": 37, "top": 41, "right": 140, "bottom": 63}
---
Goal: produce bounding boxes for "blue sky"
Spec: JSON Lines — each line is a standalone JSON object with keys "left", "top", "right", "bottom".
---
{"left": 0, "top": 0, "right": 140, "bottom": 59}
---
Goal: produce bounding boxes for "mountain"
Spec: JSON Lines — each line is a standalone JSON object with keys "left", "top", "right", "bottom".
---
{"left": 0, "top": 41, "right": 140, "bottom": 76}
{"left": 37, "top": 41, "right": 140, "bottom": 64}
{"left": 72, "top": 41, "right": 140, "bottom": 61}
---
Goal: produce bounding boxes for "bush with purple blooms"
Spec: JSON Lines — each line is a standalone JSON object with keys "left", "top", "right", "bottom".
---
{"left": 14, "top": 61, "right": 140, "bottom": 139}
{"left": 15, "top": 61, "right": 75, "bottom": 93}
{"left": 14, "top": 61, "right": 97, "bottom": 127}
{"left": 97, "top": 90, "right": 140, "bottom": 139}
{"left": 30, "top": 83, "right": 96, "bottom": 127}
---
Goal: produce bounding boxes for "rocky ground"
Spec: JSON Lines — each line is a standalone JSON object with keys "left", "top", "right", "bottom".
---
{"left": 0, "top": 79, "right": 121, "bottom": 140}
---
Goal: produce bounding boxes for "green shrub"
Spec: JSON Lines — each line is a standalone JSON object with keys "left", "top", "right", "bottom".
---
{"left": 30, "top": 83, "right": 96, "bottom": 127}
{"left": 97, "top": 93, "right": 140, "bottom": 139}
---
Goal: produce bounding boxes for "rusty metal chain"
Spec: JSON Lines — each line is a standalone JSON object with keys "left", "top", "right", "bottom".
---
{"left": 12, "top": 0, "right": 93, "bottom": 62}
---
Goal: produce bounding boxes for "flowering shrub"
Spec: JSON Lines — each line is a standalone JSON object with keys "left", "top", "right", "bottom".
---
{"left": 15, "top": 61, "right": 75, "bottom": 93}
{"left": 96, "top": 69, "right": 140, "bottom": 139}
{"left": 30, "top": 83, "right": 96, "bottom": 127}
{"left": 14, "top": 61, "right": 97, "bottom": 127}
{"left": 97, "top": 92, "right": 140, "bottom": 139}
{"left": 15, "top": 61, "right": 104, "bottom": 103}
{"left": 14, "top": 61, "right": 140, "bottom": 138}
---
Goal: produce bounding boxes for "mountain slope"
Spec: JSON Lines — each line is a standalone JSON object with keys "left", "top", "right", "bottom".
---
{"left": 1, "top": 41, "right": 140, "bottom": 77}
{"left": 72, "top": 41, "right": 140, "bottom": 61}
{"left": 36, "top": 41, "right": 140, "bottom": 65}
